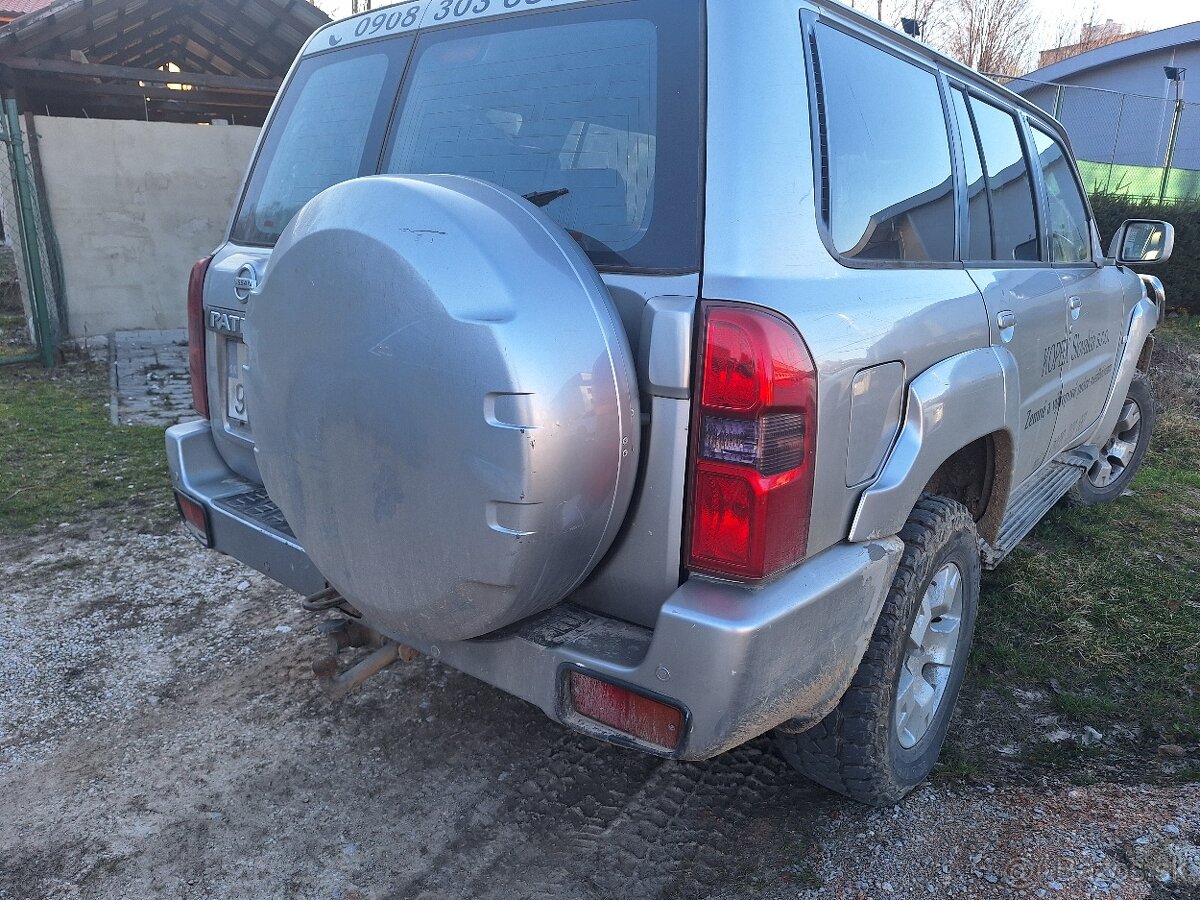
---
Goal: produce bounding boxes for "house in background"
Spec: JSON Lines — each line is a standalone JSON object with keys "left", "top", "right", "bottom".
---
{"left": 0, "top": 0, "right": 51, "bottom": 27}
{"left": 1037, "top": 20, "right": 1146, "bottom": 70}
{"left": 1015, "top": 21, "right": 1200, "bottom": 201}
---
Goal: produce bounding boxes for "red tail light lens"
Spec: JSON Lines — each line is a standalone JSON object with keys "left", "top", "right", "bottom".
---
{"left": 688, "top": 304, "right": 817, "bottom": 581}
{"left": 187, "top": 255, "right": 213, "bottom": 418}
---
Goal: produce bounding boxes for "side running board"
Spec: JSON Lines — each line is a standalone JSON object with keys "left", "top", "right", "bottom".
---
{"left": 981, "top": 450, "right": 1092, "bottom": 569}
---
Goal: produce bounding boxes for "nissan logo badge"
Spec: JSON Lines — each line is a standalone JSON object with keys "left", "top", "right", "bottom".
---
{"left": 233, "top": 263, "right": 258, "bottom": 304}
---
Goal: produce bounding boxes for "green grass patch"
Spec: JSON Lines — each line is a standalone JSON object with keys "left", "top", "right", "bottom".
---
{"left": 970, "top": 318, "right": 1200, "bottom": 760}
{"left": 935, "top": 746, "right": 983, "bottom": 780}
{"left": 0, "top": 312, "right": 35, "bottom": 362}
{"left": 0, "top": 362, "right": 174, "bottom": 532}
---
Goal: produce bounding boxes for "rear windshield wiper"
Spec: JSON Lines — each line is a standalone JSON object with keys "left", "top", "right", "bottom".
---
{"left": 523, "top": 188, "right": 570, "bottom": 208}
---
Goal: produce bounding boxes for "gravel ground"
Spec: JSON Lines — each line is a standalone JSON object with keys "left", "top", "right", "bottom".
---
{"left": 1, "top": 520, "right": 1197, "bottom": 900}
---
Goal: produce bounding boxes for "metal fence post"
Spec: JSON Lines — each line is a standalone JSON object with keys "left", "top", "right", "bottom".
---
{"left": 1109, "top": 94, "right": 1125, "bottom": 194}
{"left": 1, "top": 97, "right": 54, "bottom": 367}
{"left": 1160, "top": 75, "right": 1186, "bottom": 203}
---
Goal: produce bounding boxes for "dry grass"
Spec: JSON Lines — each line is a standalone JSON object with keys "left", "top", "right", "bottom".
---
{"left": 950, "top": 316, "right": 1200, "bottom": 783}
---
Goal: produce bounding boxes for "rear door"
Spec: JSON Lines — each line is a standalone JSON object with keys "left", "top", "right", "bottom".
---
{"left": 948, "top": 85, "right": 1069, "bottom": 486}
{"left": 207, "top": 0, "right": 704, "bottom": 486}
{"left": 1027, "top": 121, "right": 1125, "bottom": 451}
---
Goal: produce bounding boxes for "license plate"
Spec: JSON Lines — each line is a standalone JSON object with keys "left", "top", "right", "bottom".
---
{"left": 226, "top": 338, "right": 248, "bottom": 425}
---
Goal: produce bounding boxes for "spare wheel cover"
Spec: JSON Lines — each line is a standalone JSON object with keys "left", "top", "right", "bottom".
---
{"left": 244, "top": 175, "right": 640, "bottom": 642}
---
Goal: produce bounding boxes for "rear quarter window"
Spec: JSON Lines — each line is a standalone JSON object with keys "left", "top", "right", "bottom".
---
{"left": 813, "top": 23, "right": 956, "bottom": 263}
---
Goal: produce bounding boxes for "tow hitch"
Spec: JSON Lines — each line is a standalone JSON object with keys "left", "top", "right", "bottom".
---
{"left": 304, "top": 589, "right": 419, "bottom": 696}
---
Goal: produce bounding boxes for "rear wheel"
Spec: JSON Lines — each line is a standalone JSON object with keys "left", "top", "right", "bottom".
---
{"left": 775, "top": 495, "right": 979, "bottom": 806}
{"left": 1065, "top": 373, "right": 1155, "bottom": 506}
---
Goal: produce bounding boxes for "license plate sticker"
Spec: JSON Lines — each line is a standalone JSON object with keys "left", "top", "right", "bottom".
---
{"left": 226, "top": 338, "right": 248, "bottom": 425}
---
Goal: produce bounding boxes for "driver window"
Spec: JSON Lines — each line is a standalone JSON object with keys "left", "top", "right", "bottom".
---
{"left": 1031, "top": 125, "right": 1093, "bottom": 263}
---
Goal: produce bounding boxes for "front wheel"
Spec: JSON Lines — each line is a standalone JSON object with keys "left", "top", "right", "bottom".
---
{"left": 775, "top": 495, "right": 980, "bottom": 806}
{"left": 1065, "top": 373, "right": 1156, "bottom": 506}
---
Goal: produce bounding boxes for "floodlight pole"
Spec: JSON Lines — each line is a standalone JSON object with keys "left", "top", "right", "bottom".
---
{"left": 1160, "top": 66, "right": 1186, "bottom": 202}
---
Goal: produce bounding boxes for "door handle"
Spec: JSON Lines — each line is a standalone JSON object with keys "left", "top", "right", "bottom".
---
{"left": 1068, "top": 295, "right": 1082, "bottom": 321}
{"left": 996, "top": 310, "right": 1016, "bottom": 343}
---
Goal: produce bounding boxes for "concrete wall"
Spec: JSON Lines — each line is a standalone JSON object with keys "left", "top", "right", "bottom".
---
{"left": 32, "top": 116, "right": 259, "bottom": 337}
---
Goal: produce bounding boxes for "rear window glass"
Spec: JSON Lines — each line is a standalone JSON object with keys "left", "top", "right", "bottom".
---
{"left": 814, "top": 24, "right": 955, "bottom": 263}
{"left": 231, "top": 0, "right": 702, "bottom": 272}
{"left": 969, "top": 98, "right": 1040, "bottom": 262}
{"left": 231, "top": 41, "right": 412, "bottom": 245}
{"left": 384, "top": 2, "right": 700, "bottom": 270}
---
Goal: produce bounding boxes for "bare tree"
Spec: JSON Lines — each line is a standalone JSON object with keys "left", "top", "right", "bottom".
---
{"left": 308, "top": 0, "right": 350, "bottom": 18}
{"left": 1039, "top": 5, "right": 1143, "bottom": 69}
{"left": 939, "top": 0, "right": 1040, "bottom": 76}
{"left": 878, "top": 0, "right": 941, "bottom": 42}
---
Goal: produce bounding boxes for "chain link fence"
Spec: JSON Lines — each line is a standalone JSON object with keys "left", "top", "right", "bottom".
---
{"left": 1005, "top": 76, "right": 1200, "bottom": 203}
{"left": 0, "top": 98, "right": 64, "bottom": 367}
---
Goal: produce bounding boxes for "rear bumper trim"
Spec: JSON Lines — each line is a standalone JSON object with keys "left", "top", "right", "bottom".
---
{"left": 165, "top": 420, "right": 325, "bottom": 594}
{"left": 165, "top": 419, "right": 902, "bottom": 760}
{"left": 410, "top": 538, "right": 903, "bottom": 760}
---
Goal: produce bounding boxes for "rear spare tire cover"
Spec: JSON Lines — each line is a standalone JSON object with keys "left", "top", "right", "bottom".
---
{"left": 244, "top": 175, "right": 640, "bottom": 642}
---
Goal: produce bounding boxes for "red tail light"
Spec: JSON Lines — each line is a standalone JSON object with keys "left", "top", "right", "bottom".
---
{"left": 187, "top": 255, "right": 213, "bottom": 418}
{"left": 687, "top": 304, "right": 817, "bottom": 581}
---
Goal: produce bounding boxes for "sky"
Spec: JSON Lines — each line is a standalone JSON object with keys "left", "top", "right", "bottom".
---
{"left": 1035, "top": 0, "right": 1196, "bottom": 35}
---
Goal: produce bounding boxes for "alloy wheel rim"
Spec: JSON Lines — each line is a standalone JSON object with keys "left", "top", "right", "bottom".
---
{"left": 1088, "top": 399, "right": 1142, "bottom": 489}
{"left": 895, "top": 562, "right": 964, "bottom": 750}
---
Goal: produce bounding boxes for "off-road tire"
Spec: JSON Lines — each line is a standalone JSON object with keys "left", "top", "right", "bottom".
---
{"left": 1064, "top": 373, "right": 1155, "bottom": 507}
{"left": 775, "top": 495, "right": 980, "bottom": 806}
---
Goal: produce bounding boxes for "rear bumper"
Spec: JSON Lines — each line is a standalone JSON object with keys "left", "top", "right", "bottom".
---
{"left": 167, "top": 419, "right": 902, "bottom": 760}
{"left": 165, "top": 420, "right": 325, "bottom": 595}
{"left": 425, "top": 538, "right": 901, "bottom": 759}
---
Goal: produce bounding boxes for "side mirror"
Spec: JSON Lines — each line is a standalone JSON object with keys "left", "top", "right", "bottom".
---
{"left": 1109, "top": 219, "right": 1175, "bottom": 265}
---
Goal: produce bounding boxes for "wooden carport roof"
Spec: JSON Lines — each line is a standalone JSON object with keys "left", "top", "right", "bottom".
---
{"left": 0, "top": 0, "right": 330, "bottom": 123}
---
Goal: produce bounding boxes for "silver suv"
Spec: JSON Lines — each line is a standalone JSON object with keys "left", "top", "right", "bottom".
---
{"left": 166, "top": 0, "right": 1174, "bottom": 805}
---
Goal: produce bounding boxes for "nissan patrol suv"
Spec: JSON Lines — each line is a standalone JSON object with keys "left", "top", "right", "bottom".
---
{"left": 166, "top": 0, "right": 1174, "bottom": 805}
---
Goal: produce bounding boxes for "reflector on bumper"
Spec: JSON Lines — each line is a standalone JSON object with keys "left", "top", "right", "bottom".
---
{"left": 567, "top": 670, "right": 685, "bottom": 750}
{"left": 174, "top": 491, "right": 211, "bottom": 547}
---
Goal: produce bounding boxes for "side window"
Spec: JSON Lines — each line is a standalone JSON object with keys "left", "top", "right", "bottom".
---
{"left": 1031, "top": 125, "right": 1093, "bottom": 263}
{"left": 949, "top": 88, "right": 993, "bottom": 260}
{"left": 814, "top": 24, "right": 955, "bottom": 262}
{"left": 969, "top": 98, "right": 1040, "bottom": 262}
